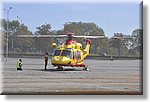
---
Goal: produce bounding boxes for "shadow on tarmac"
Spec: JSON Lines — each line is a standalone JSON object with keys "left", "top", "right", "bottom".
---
{"left": 26, "top": 68, "right": 87, "bottom": 72}
{"left": 40, "top": 68, "right": 86, "bottom": 72}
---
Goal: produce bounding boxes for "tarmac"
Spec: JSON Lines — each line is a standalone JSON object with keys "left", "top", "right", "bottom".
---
{"left": 1, "top": 58, "right": 142, "bottom": 95}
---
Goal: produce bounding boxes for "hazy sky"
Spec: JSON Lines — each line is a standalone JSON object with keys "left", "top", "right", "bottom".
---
{"left": 2, "top": 1, "right": 141, "bottom": 37}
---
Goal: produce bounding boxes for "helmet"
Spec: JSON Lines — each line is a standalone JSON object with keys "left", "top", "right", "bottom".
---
{"left": 19, "top": 59, "right": 22, "bottom": 62}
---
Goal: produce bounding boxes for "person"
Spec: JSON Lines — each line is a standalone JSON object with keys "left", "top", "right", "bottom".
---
{"left": 110, "top": 56, "right": 114, "bottom": 61}
{"left": 44, "top": 52, "right": 48, "bottom": 70}
{"left": 16, "top": 59, "right": 23, "bottom": 71}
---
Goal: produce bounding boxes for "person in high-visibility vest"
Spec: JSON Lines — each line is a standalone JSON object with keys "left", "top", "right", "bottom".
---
{"left": 16, "top": 59, "right": 23, "bottom": 71}
{"left": 44, "top": 52, "right": 48, "bottom": 70}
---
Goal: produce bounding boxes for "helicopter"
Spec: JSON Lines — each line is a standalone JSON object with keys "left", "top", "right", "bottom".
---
{"left": 51, "top": 32, "right": 105, "bottom": 70}
{"left": 17, "top": 32, "right": 105, "bottom": 71}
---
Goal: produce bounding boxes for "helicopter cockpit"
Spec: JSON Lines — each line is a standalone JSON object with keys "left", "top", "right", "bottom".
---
{"left": 52, "top": 49, "right": 73, "bottom": 59}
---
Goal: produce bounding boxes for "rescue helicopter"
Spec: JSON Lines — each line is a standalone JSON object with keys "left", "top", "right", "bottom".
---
{"left": 51, "top": 32, "right": 106, "bottom": 70}
{"left": 16, "top": 32, "right": 105, "bottom": 71}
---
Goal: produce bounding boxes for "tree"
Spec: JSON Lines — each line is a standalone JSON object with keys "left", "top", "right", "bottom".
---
{"left": 1, "top": 19, "right": 20, "bottom": 35}
{"left": 1, "top": 19, "right": 19, "bottom": 51}
{"left": 109, "top": 33, "right": 129, "bottom": 56}
{"left": 34, "top": 23, "right": 53, "bottom": 53}
{"left": 51, "top": 30, "right": 65, "bottom": 47}
{"left": 12, "top": 24, "right": 33, "bottom": 53}
{"left": 128, "top": 29, "right": 143, "bottom": 56}
{"left": 1, "top": 19, "right": 34, "bottom": 53}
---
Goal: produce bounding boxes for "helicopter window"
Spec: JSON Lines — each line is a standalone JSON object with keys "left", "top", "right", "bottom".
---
{"left": 53, "top": 50, "right": 61, "bottom": 56}
{"left": 61, "top": 50, "right": 73, "bottom": 59}
{"left": 77, "top": 51, "right": 81, "bottom": 59}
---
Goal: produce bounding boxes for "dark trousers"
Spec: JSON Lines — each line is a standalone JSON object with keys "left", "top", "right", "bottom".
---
{"left": 45, "top": 60, "right": 48, "bottom": 70}
{"left": 17, "top": 68, "right": 22, "bottom": 71}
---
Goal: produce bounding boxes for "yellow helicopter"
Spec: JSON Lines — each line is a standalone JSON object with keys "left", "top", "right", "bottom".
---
{"left": 51, "top": 32, "right": 105, "bottom": 70}
{"left": 16, "top": 32, "right": 105, "bottom": 70}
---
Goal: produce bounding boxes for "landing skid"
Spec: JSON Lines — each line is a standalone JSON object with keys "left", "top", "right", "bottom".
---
{"left": 56, "top": 66, "right": 64, "bottom": 70}
{"left": 53, "top": 65, "right": 89, "bottom": 71}
{"left": 83, "top": 66, "right": 89, "bottom": 71}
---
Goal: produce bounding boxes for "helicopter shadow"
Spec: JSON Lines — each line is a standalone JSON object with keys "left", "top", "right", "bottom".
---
{"left": 40, "top": 68, "right": 86, "bottom": 72}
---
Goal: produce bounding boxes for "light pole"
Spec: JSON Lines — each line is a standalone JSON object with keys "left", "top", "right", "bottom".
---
{"left": 4, "top": 7, "right": 12, "bottom": 62}
{"left": 17, "top": 16, "right": 22, "bottom": 24}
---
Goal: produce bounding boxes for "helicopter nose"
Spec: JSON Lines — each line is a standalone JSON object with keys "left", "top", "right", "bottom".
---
{"left": 54, "top": 56, "right": 61, "bottom": 61}
{"left": 52, "top": 56, "right": 71, "bottom": 64}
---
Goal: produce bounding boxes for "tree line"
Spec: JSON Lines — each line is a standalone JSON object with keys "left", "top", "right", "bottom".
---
{"left": 1, "top": 19, "right": 143, "bottom": 57}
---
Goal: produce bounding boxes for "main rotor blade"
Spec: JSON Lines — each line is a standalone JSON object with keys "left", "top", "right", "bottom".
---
{"left": 15, "top": 35, "right": 107, "bottom": 39}
{"left": 73, "top": 35, "right": 106, "bottom": 38}
{"left": 111, "top": 36, "right": 133, "bottom": 39}
{"left": 15, "top": 35, "right": 67, "bottom": 38}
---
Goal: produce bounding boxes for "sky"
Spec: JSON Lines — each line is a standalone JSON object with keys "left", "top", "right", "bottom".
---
{"left": 1, "top": 0, "right": 142, "bottom": 37}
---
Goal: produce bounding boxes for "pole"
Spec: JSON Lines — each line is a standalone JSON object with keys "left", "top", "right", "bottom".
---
{"left": 4, "top": 7, "right": 12, "bottom": 62}
{"left": 17, "top": 16, "right": 22, "bottom": 24}
{"left": 6, "top": 11, "right": 8, "bottom": 62}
